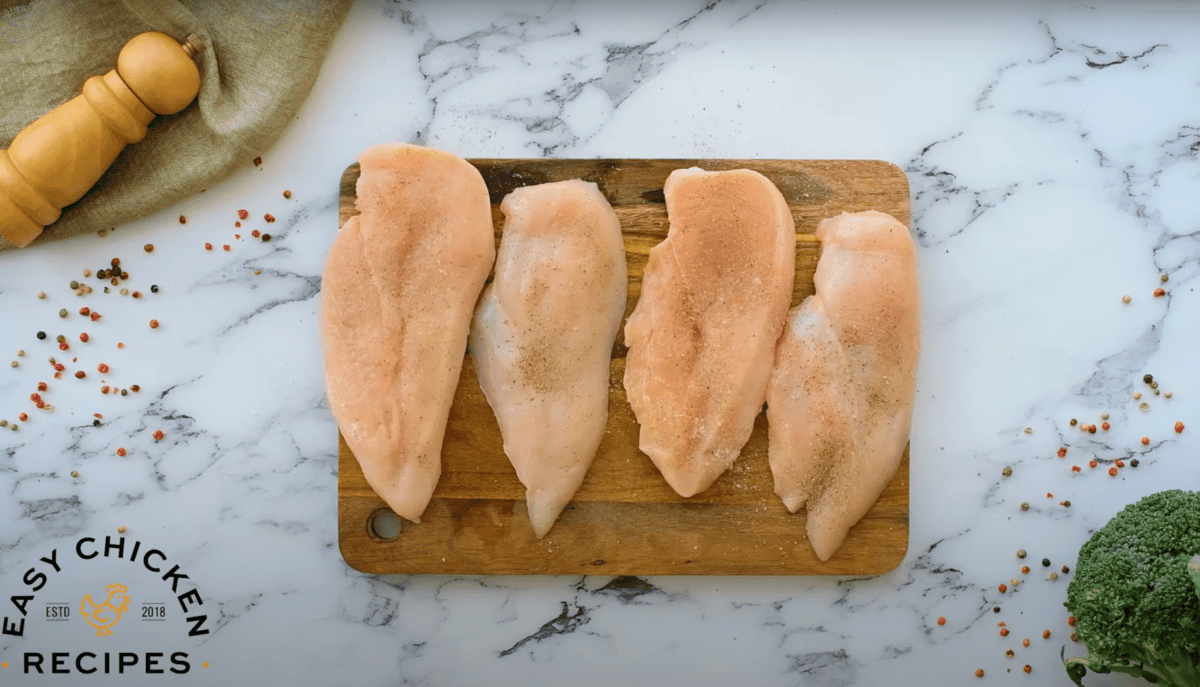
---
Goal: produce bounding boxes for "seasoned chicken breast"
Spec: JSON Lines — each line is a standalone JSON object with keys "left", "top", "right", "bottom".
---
{"left": 319, "top": 143, "right": 495, "bottom": 523}
{"left": 624, "top": 168, "right": 796, "bottom": 497}
{"left": 767, "top": 210, "right": 920, "bottom": 561}
{"left": 470, "top": 180, "right": 627, "bottom": 538}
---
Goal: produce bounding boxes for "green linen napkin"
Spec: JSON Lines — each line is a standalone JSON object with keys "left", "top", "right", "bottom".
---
{"left": 0, "top": 0, "right": 352, "bottom": 249}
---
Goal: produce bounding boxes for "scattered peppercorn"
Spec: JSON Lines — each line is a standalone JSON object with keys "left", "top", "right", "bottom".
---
{"left": 1062, "top": 565, "right": 1070, "bottom": 574}
{"left": 1002, "top": 466, "right": 1012, "bottom": 477}
{"left": 90, "top": 311, "right": 100, "bottom": 322}
{"left": 1101, "top": 422, "right": 1110, "bottom": 430}
{"left": 238, "top": 209, "right": 249, "bottom": 220}
{"left": 999, "top": 584, "right": 1008, "bottom": 594}
{"left": 79, "top": 333, "right": 89, "bottom": 342}
{"left": 116, "top": 447, "right": 126, "bottom": 457}
{"left": 1154, "top": 288, "right": 1165, "bottom": 297}
{"left": 1100, "top": 412, "right": 1110, "bottom": 420}
{"left": 1022, "top": 638, "right": 1030, "bottom": 647}
{"left": 1069, "top": 418, "right": 1077, "bottom": 426}
{"left": 18, "top": 412, "right": 28, "bottom": 421}
{"left": 144, "top": 243, "right": 154, "bottom": 253}
{"left": 205, "top": 242, "right": 213, "bottom": 251}
{"left": 1088, "top": 424, "right": 1097, "bottom": 434}
{"left": 120, "top": 389, "right": 127, "bottom": 396}
{"left": 153, "top": 430, "right": 164, "bottom": 441}
{"left": 223, "top": 244, "right": 231, "bottom": 252}
{"left": 1020, "top": 502, "right": 1029, "bottom": 511}
{"left": 93, "top": 419, "right": 100, "bottom": 427}
{"left": 1141, "top": 437, "right": 1150, "bottom": 445}
{"left": 36, "top": 331, "right": 46, "bottom": 340}
{"left": 97, "top": 363, "right": 109, "bottom": 374}
{"left": 117, "top": 526, "right": 127, "bottom": 533}
{"left": 937, "top": 616, "right": 946, "bottom": 626}
{"left": 1133, "top": 391, "right": 1142, "bottom": 400}
{"left": 149, "top": 320, "right": 159, "bottom": 329}
{"left": 1017, "top": 549, "right": 1026, "bottom": 559}
{"left": 59, "top": 308, "right": 68, "bottom": 318}
{"left": 37, "top": 291, "right": 46, "bottom": 299}
{"left": 1060, "top": 501, "right": 1071, "bottom": 508}
{"left": 1071, "top": 465, "right": 1081, "bottom": 472}
{"left": 1057, "top": 448, "right": 1067, "bottom": 458}
{"left": 1130, "top": 459, "right": 1139, "bottom": 468}
{"left": 1050, "top": 572, "right": 1059, "bottom": 580}
{"left": 110, "top": 257, "right": 120, "bottom": 267}
{"left": 1023, "top": 665, "right": 1031, "bottom": 673}
{"left": 130, "top": 384, "right": 140, "bottom": 392}
{"left": 37, "top": 382, "right": 46, "bottom": 392}
{"left": 263, "top": 213, "right": 275, "bottom": 223}
{"left": 1071, "top": 632, "right": 1079, "bottom": 642}
{"left": 1021, "top": 565, "right": 1030, "bottom": 574}
{"left": 235, "top": 221, "right": 242, "bottom": 228}
{"left": 283, "top": 190, "right": 291, "bottom": 198}
{"left": 261, "top": 234, "right": 271, "bottom": 242}
{"left": 74, "top": 370, "right": 85, "bottom": 379}
{"left": 179, "top": 215, "right": 187, "bottom": 224}
{"left": 151, "top": 285, "right": 159, "bottom": 293}
{"left": 132, "top": 291, "right": 142, "bottom": 299}
{"left": 101, "top": 386, "right": 110, "bottom": 394}
{"left": 1024, "top": 427, "right": 1032, "bottom": 434}
{"left": 1108, "top": 466, "right": 1119, "bottom": 476}
{"left": 58, "top": 342, "right": 69, "bottom": 351}
{"left": 253, "top": 156, "right": 262, "bottom": 166}
{"left": 1143, "top": 374, "right": 1154, "bottom": 384}
{"left": 251, "top": 229, "right": 261, "bottom": 238}
{"left": 1164, "top": 390, "right": 1173, "bottom": 398}
{"left": 110, "top": 277, "right": 118, "bottom": 286}
{"left": 70, "top": 470, "right": 79, "bottom": 478}
{"left": 994, "top": 606, "right": 1000, "bottom": 613}
{"left": 975, "top": 668, "right": 984, "bottom": 678}
{"left": 1005, "top": 649, "right": 1014, "bottom": 659}
{"left": 1067, "top": 616, "right": 1076, "bottom": 626}
{"left": 1115, "top": 460, "right": 1125, "bottom": 468}
{"left": 1176, "top": 421, "right": 1185, "bottom": 433}
{"left": 1000, "top": 627, "right": 1009, "bottom": 636}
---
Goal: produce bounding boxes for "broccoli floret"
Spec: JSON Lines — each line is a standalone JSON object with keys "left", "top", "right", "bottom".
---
{"left": 1064, "top": 489, "right": 1200, "bottom": 686}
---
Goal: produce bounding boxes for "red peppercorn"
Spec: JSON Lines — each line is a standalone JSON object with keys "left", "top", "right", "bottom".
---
{"left": 1108, "top": 466, "right": 1118, "bottom": 476}
{"left": 18, "top": 412, "right": 28, "bottom": 421}
{"left": 1176, "top": 421, "right": 1186, "bottom": 434}
{"left": 998, "top": 622, "right": 1006, "bottom": 627}
{"left": 1154, "top": 288, "right": 1165, "bottom": 297}
{"left": 58, "top": 342, "right": 69, "bottom": 351}
{"left": 999, "top": 627, "right": 1009, "bottom": 636}
{"left": 1046, "top": 493, "right": 1053, "bottom": 498}
{"left": 234, "top": 234, "right": 241, "bottom": 240}
{"left": 101, "top": 386, "right": 110, "bottom": 394}
{"left": 1067, "top": 616, "right": 1077, "bottom": 627}
{"left": 90, "top": 312, "right": 100, "bottom": 321}
{"left": 79, "top": 307, "right": 90, "bottom": 316}
{"left": 1023, "top": 665, "right": 1032, "bottom": 673}
{"left": 238, "top": 209, "right": 249, "bottom": 220}
{"left": 1088, "top": 460, "right": 1098, "bottom": 468}
{"left": 1022, "top": 638, "right": 1030, "bottom": 647}
{"left": 37, "top": 382, "right": 47, "bottom": 392}
{"left": 283, "top": 190, "right": 292, "bottom": 199}
{"left": 97, "top": 363, "right": 109, "bottom": 374}
{"left": 179, "top": 215, "right": 186, "bottom": 224}
{"left": 35, "top": 400, "right": 45, "bottom": 408}
{"left": 937, "top": 616, "right": 946, "bottom": 626}
{"left": 149, "top": 320, "right": 159, "bottom": 329}
{"left": 153, "top": 430, "right": 164, "bottom": 441}
{"left": 116, "top": 447, "right": 127, "bottom": 456}
{"left": 235, "top": 221, "right": 242, "bottom": 228}
{"left": 223, "top": 244, "right": 231, "bottom": 252}
{"left": 74, "top": 370, "right": 85, "bottom": 379}
{"left": 53, "top": 363, "right": 65, "bottom": 372}
{"left": 1057, "top": 447, "right": 1067, "bottom": 458}
{"left": 974, "top": 669, "right": 984, "bottom": 678}
{"left": 1087, "top": 424, "right": 1097, "bottom": 434}
{"left": 79, "top": 332, "right": 89, "bottom": 342}
{"left": 999, "top": 583, "right": 1008, "bottom": 593}
{"left": 130, "top": 385, "right": 140, "bottom": 392}
{"left": 1021, "top": 565, "right": 1030, "bottom": 574}
{"left": 1115, "top": 460, "right": 1125, "bottom": 468}
{"left": 30, "top": 393, "right": 41, "bottom": 402}
{"left": 205, "top": 242, "right": 213, "bottom": 251}
{"left": 1071, "top": 465, "right": 1081, "bottom": 472}
{"left": 1043, "top": 630, "right": 1051, "bottom": 639}
{"left": 1101, "top": 422, "right": 1110, "bottom": 430}
{"left": 1141, "top": 436, "right": 1150, "bottom": 445}
{"left": 132, "top": 291, "right": 142, "bottom": 299}
{"left": 251, "top": 229, "right": 261, "bottom": 238}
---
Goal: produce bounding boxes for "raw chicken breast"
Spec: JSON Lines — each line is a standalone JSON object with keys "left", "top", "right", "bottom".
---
{"left": 767, "top": 210, "right": 920, "bottom": 561}
{"left": 319, "top": 143, "right": 495, "bottom": 523}
{"left": 470, "top": 180, "right": 627, "bottom": 538}
{"left": 624, "top": 168, "right": 796, "bottom": 497}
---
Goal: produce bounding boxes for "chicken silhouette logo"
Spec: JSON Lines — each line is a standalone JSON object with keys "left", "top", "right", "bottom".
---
{"left": 79, "top": 583, "right": 130, "bottom": 637}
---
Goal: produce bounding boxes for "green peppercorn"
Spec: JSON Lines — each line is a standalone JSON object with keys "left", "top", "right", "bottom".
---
{"left": 1017, "top": 549, "right": 1027, "bottom": 559}
{"left": 56, "top": 334, "right": 65, "bottom": 343}
{"left": 69, "top": 280, "right": 79, "bottom": 289}
{"left": 1020, "top": 502, "right": 1030, "bottom": 511}
{"left": 58, "top": 308, "right": 68, "bottom": 318}
{"left": 1161, "top": 274, "right": 1169, "bottom": 283}
{"left": 1002, "top": 466, "right": 1012, "bottom": 477}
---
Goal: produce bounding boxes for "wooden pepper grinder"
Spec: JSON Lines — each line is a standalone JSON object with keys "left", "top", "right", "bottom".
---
{"left": 0, "top": 32, "right": 203, "bottom": 248}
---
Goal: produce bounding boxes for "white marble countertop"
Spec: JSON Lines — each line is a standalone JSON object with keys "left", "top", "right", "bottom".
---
{"left": 2, "top": 1, "right": 1197, "bottom": 685}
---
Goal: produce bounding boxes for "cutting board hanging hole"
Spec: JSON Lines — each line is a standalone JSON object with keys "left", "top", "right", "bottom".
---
{"left": 369, "top": 509, "right": 403, "bottom": 541}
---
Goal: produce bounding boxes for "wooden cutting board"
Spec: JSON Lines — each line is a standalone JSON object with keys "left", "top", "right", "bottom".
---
{"left": 336, "top": 158, "right": 911, "bottom": 576}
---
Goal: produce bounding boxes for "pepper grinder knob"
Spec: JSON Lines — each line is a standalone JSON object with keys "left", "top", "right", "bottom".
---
{"left": 0, "top": 31, "right": 202, "bottom": 248}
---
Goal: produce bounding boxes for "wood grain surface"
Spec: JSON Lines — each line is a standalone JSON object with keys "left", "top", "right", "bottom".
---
{"left": 336, "top": 158, "right": 911, "bottom": 576}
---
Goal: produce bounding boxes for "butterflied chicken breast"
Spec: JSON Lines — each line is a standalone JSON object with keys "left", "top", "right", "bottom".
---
{"left": 624, "top": 168, "right": 796, "bottom": 497}
{"left": 319, "top": 143, "right": 495, "bottom": 523}
{"left": 767, "top": 210, "right": 920, "bottom": 561}
{"left": 470, "top": 180, "right": 627, "bottom": 538}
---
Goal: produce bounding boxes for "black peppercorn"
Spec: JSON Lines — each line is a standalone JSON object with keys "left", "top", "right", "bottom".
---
{"left": 1042, "top": 558, "right": 1051, "bottom": 567}
{"left": 1130, "top": 459, "right": 1140, "bottom": 468}
{"left": 1143, "top": 374, "right": 1153, "bottom": 384}
{"left": 150, "top": 285, "right": 159, "bottom": 293}
{"left": 1062, "top": 565, "right": 1070, "bottom": 574}
{"left": 92, "top": 419, "right": 100, "bottom": 427}
{"left": 36, "top": 331, "right": 46, "bottom": 340}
